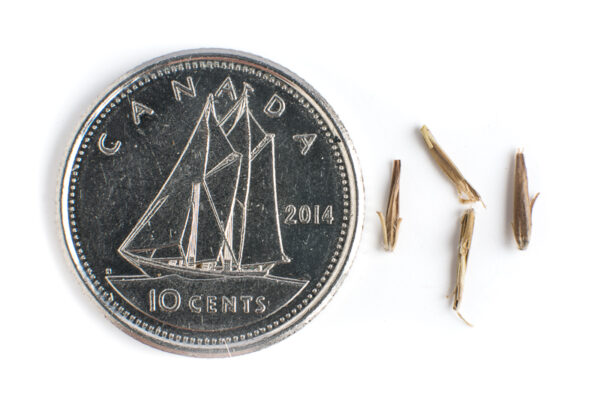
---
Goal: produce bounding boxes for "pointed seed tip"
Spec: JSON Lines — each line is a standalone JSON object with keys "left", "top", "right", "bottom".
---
{"left": 455, "top": 310, "right": 473, "bottom": 327}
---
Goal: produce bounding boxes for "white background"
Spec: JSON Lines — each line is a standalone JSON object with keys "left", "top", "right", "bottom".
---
{"left": 2, "top": 1, "right": 599, "bottom": 399}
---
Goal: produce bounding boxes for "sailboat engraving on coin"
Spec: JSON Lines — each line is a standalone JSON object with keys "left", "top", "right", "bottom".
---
{"left": 60, "top": 50, "right": 363, "bottom": 356}
{"left": 107, "top": 82, "right": 307, "bottom": 331}
{"left": 119, "top": 84, "right": 290, "bottom": 276}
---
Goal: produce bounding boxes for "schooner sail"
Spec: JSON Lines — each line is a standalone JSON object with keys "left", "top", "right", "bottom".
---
{"left": 119, "top": 85, "right": 289, "bottom": 277}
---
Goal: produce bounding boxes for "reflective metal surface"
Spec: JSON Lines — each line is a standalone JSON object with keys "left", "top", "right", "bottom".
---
{"left": 60, "top": 49, "right": 363, "bottom": 356}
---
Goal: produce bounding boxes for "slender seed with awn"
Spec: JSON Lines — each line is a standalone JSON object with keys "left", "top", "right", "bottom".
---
{"left": 377, "top": 160, "right": 402, "bottom": 251}
{"left": 419, "top": 125, "right": 484, "bottom": 206}
{"left": 452, "top": 208, "right": 476, "bottom": 327}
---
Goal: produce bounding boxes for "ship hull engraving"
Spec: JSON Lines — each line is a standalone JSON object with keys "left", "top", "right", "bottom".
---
{"left": 107, "top": 274, "right": 308, "bottom": 331}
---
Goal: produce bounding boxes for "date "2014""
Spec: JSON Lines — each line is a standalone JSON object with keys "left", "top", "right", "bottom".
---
{"left": 283, "top": 205, "right": 333, "bottom": 225}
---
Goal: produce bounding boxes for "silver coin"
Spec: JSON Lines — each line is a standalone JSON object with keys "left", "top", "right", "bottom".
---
{"left": 60, "top": 49, "right": 364, "bottom": 356}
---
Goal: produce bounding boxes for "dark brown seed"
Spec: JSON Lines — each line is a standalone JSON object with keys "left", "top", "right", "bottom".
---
{"left": 513, "top": 150, "right": 539, "bottom": 250}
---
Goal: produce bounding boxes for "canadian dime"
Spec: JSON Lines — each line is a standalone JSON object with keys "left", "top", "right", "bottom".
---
{"left": 60, "top": 49, "right": 363, "bottom": 356}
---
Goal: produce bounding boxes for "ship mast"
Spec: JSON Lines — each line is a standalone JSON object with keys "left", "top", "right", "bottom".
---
{"left": 185, "top": 182, "right": 202, "bottom": 266}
